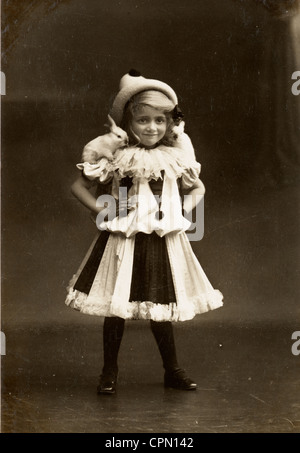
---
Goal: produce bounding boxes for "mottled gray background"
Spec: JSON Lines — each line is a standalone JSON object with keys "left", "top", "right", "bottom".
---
{"left": 1, "top": 0, "right": 300, "bottom": 434}
{"left": 2, "top": 0, "right": 299, "bottom": 326}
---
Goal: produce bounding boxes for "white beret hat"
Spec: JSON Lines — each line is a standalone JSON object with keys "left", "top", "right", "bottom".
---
{"left": 110, "top": 69, "right": 178, "bottom": 125}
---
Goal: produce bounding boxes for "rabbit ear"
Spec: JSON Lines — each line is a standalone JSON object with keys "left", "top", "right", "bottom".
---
{"left": 107, "top": 114, "right": 116, "bottom": 129}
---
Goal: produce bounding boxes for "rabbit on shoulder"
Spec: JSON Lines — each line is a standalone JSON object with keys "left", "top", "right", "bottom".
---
{"left": 172, "top": 121, "right": 196, "bottom": 161}
{"left": 82, "top": 114, "right": 128, "bottom": 163}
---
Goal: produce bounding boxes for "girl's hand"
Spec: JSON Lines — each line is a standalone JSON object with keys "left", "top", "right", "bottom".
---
{"left": 183, "top": 178, "right": 205, "bottom": 214}
{"left": 89, "top": 206, "right": 106, "bottom": 224}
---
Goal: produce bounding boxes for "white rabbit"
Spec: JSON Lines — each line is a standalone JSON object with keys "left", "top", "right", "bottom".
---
{"left": 82, "top": 114, "right": 128, "bottom": 163}
{"left": 172, "top": 121, "right": 196, "bottom": 161}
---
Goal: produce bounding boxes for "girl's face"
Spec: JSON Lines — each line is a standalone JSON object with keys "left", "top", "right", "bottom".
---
{"left": 130, "top": 105, "right": 168, "bottom": 147}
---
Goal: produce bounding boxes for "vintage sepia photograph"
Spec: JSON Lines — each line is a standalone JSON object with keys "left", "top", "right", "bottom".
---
{"left": 1, "top": 0, "right": 300, "bottom": 435}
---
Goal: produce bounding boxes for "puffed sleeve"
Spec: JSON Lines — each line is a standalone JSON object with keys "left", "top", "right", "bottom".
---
{"left": 76, "top": 158, "right": 114, "bottom": 184}
{"left": 181, "top": 160, "right": 201, "bottom": 190}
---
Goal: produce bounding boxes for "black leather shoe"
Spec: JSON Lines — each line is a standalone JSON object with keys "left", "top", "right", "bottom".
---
{"left": 164, "top": 368, "right": 197, "bottom": 391}
{"left": 97, "top": 375, "right": 117, "bottom": 395}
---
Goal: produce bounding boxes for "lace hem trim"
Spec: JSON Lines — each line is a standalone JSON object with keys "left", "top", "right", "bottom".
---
{"left": 65, "top": 284, "right": 223, "bottom": 322}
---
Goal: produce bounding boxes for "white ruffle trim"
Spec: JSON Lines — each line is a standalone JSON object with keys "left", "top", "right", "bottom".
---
{"left": 112, "top": 146, "right": 200, "bottom": 188}
{"left": 76, "top": 146, "right": 201, "bottom": 189}
{"left": 65, "top": 284, "right": 223, "bottom": 322}
{"left": 76, "top": 159, "right": 114, "bottom": 183}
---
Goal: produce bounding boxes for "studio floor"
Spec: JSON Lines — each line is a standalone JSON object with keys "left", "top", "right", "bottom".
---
{"left": 1, "top": 318, "right": 300, "bottom": 433}
{"left": 1, "top": 184, "right": 300, "bottom": 434}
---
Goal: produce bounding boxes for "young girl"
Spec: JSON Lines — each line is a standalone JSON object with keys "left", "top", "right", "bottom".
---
{"left": 65, "top": 70, "right": 223, "bottom": 394}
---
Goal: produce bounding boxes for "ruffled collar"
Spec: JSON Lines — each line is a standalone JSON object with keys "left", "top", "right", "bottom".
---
{"left": 112, "top": 145, "right": 198, "bottom": 181}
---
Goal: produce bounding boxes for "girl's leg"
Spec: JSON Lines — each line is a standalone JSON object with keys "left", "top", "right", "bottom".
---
{"left": 98, "top": 316, "right": 125, "bottom": 394}
{"left": 150, "top": 320, "right": 179, "bottom": 372}
{"left": 150, "top": 320, "right": 197, "bottom": 391}
{"left": 102, "top": 316, "right": 125, "bottom": 376}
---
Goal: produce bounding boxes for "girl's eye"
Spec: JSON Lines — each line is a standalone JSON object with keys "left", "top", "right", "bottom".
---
{"left": 135, "top": 117, "right": 165, "bottom": 124}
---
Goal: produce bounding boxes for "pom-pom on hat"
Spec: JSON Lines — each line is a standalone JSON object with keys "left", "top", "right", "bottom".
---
{"left": 110, "top": 69, "right": 178, "bottom": 125}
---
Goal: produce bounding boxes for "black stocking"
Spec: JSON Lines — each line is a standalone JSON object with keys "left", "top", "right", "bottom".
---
{"left": 150, "top": 320, "right": 179, "bottom": 372}
{"left": 102, "top": 316, "right": 125, "bottom": 377}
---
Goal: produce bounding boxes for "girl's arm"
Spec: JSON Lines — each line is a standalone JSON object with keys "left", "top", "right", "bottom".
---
{"left": 183, "top": 177, "right": 205, "bottom": 214}
{"left": 71, "top": 175, "right": 103, "bottom": 214}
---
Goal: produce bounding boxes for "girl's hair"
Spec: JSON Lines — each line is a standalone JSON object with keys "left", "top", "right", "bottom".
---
{"left": 121, "top": 90, "right": 177, "bottom": 146}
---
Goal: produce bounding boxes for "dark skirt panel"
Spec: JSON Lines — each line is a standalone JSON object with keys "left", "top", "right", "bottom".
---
{"left": 74, "top": 230, "right": 110, "bottom": 294}
{"left": 129, "top": 232, "right": 176, "bottom": 305}
{"left": 73, "top": 231, "right": 176, "bottom": 306}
